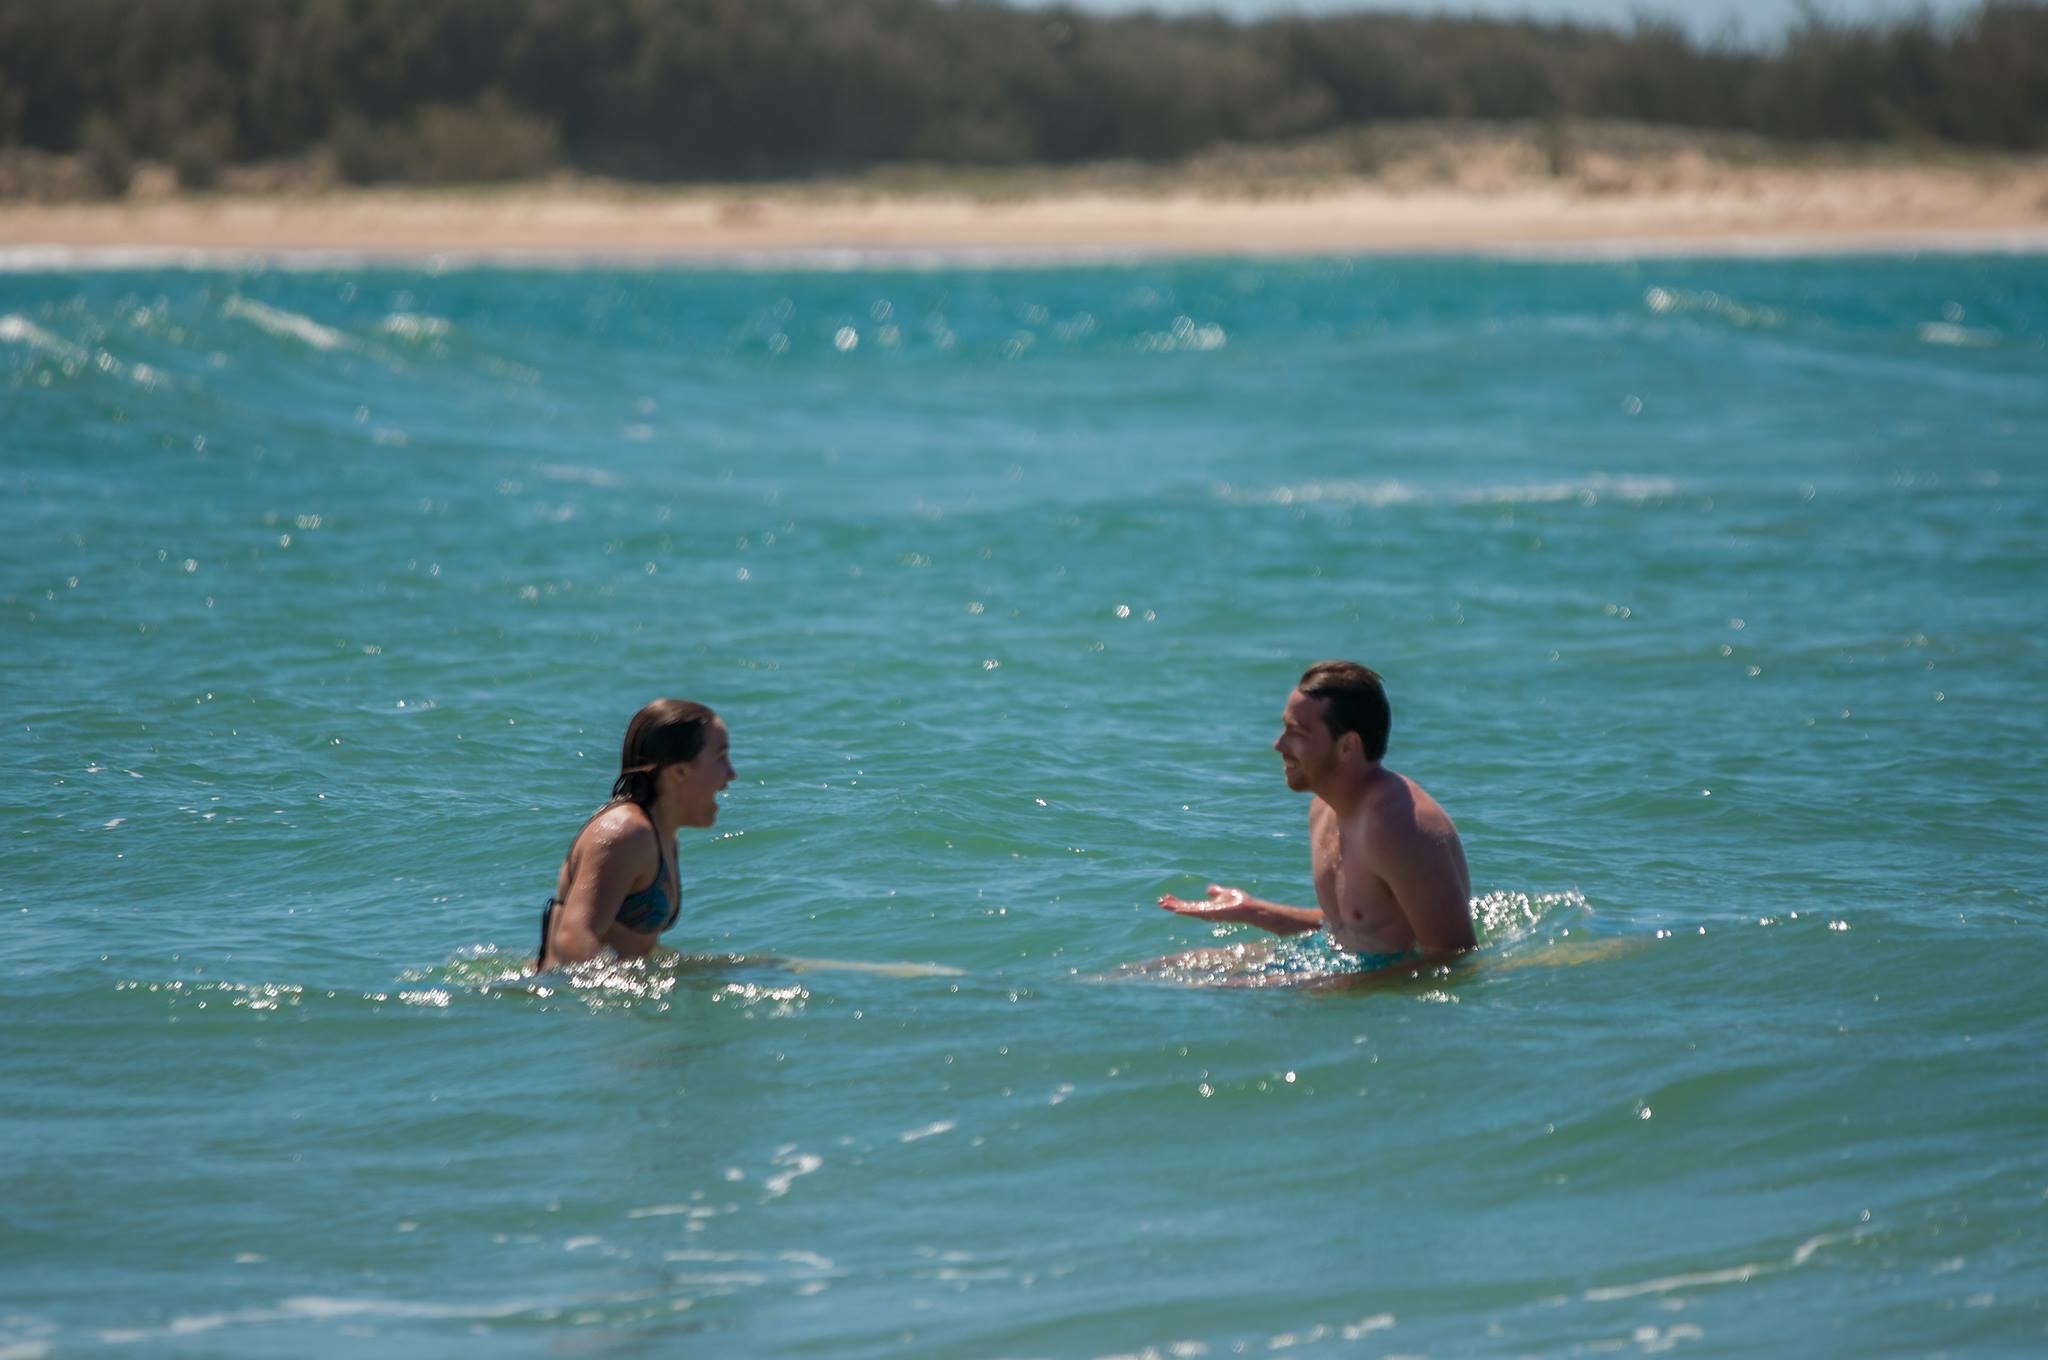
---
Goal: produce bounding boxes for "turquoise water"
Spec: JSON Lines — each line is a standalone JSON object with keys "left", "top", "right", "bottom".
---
{"left": 4, "top": 251, "right": 2044, "bottom": 1357}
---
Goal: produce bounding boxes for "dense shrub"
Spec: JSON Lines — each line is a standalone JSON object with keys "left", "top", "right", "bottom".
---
{"left": 170, "top": 116, "right": 234, "bottom": 189}
{"left": 78, "top": 111, "right": 132, "bottom": 196}
{"left": 1, "top": 0, "right": 2042, "bottom": 184}
{"left": 405, "top": 92, "right": 561, "bottom": 182}
{"left": 329, "top": 111, "right": 401, "bottom": 185}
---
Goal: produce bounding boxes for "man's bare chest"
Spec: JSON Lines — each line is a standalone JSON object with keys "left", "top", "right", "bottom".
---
{"left": 1310, "top": 813, "right": 1408, "bottom": 939}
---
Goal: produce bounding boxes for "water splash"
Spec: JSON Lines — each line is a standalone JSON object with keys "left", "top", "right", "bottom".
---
{"left": 1472, "top": 888, "right": 1591, "bottom": 947}
{"left": 1113, "top": 890, "right": 1596, "bottom": 989}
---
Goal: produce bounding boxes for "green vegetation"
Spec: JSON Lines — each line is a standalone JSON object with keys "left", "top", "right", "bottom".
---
{"left": 1, "top": 0, "right": 2043, "bottom": 188}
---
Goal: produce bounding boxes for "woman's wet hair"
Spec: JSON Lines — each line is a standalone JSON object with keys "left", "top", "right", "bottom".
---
{"left": 611, "top": 698, "right": 717, "bottom": 805}
{"left": 1298, "top": 660, "right": 1391, "bottom": 762}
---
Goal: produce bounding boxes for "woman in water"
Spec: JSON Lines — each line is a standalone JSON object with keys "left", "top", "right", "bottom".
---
{"left": 535, "top": 698, "right": 735, "bottom": 969}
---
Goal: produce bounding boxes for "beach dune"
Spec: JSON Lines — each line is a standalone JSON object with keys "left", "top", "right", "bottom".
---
{"left": 4, "top": 126, "right": 2044, "bottom": 261}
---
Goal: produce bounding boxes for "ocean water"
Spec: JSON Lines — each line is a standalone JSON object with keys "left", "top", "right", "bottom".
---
{"left": 3, "top": 250, "right": 2044, "bottom": 1358}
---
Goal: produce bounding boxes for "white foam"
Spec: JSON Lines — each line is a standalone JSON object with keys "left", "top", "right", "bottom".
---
{"left": 1475, "top": 475, "right": 1678, "bottom": 505}
{"left": 381, "top": 313, "right": 452, "bottom": 341}
{"left": 97, "top": 1294, "right": 541, "bottom": 1345}
{"left": 1917, "top": 321, "right": 2000, "bottom": 348}
{"left": 1583, "top": 1263, "right": 1758, "bottom": 1301}
{"left": 777, "top": 1250, "right": 835, "bottom": 1271}
{"left": 1217, "top": 475, "right": 1676, "bottom": 510}
{"left": 0, "top": 314, "right": 88, "bottom": 364}
{"left": 779, "top": 956, "right": 964, "bottom": 978}
{"left": 1642, "top": 285, "right": 1786, "bottom": 328}
{"left": 1266, "top": 1325, "right": 1329, "bottom": 1349}
{"left": 536, "top": 463, "right": 622, "bottom": 489}
{"left": 1217, "top": 479, "right": 1423, "bottom": 508}
{"left": 1341, "top": 1313, "right": 1394, "bottom": 1339}
{"left": 1791, "top": 1229, "right": 1858, "bottom": 1266}
{"left": 277, "top": 1295, "right": 541, "bottom": 1321}
{"left": 898, "top": 1120, "right": 956, "bottom": 1143}
{"left": 222, "top": 297, "right": 352, "bottom": 351}
{"left": 1634, "top": 1323, "right": 1707, "bottom": 1353}
{"left": 762, "top": 1150, "right": 823, "bottom": 1199}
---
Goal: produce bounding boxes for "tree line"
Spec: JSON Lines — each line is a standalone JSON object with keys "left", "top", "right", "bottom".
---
{"left": 2, "top": 0, "right": 2044, "bottom": 190}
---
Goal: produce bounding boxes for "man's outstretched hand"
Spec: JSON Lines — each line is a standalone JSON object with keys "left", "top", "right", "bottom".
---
{"left": 1157, "top": 885, "right": 1324, "bottom": 936}
{"left": 1157, "top": 884, "right": 1249, "bottom": 919}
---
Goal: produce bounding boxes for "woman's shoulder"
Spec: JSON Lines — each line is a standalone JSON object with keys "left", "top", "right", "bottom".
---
{"left": 577, "top": 800, "right": 658, "bottom": 857}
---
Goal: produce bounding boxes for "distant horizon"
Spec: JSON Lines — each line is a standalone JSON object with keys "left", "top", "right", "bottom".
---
{"left": 1009, "top": 0, "right": 1997, "bottom": 45}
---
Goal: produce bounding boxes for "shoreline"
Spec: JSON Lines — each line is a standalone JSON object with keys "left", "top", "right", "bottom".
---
{"left": 5, "top": 135, "right": 2046, "bottom": 266}
{"left": 8, "top": 233, "right": 2048, "bottom": 275}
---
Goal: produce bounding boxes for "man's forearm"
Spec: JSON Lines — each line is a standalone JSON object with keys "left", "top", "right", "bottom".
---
{"left": 1234, "top": 897, "right": 1324, "bottom": 936}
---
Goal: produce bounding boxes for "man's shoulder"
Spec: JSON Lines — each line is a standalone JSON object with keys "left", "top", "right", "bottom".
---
{"left": 1392, "top": 772, "right": 1460, "bottom": 839}
{"left": 1365, "top": 768, "right": 1453, "bottom": 831}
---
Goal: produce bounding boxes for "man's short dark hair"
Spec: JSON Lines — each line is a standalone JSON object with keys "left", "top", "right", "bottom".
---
{"left": 1298, "top": 660, "right": 1390, "bottom": 762}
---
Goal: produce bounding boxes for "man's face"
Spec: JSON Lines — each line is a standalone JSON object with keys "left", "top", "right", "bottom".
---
{"left": 1273, "top": 688, "right": 1338, "bottom": 792}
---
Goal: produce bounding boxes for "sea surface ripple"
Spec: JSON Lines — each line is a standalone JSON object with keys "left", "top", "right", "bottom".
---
{"left": 4, "top": 253, "right": 2044, "bottom": 1357}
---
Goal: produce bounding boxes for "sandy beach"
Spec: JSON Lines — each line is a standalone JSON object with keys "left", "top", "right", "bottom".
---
{"left": 5, "top": 126, "right": 2046, "bottom": 262}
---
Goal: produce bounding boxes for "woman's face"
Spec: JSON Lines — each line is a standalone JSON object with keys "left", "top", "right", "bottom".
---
{"left": 663, "top": 719, "right": 735, "bottom": 827}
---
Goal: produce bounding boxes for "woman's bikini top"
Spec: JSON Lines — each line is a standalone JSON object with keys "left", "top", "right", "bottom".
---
{"left": 610, "top": 832, "right": 678, "bottom": 935}
{"left": 537, "top": 806, "right": 679, "bottom": 965}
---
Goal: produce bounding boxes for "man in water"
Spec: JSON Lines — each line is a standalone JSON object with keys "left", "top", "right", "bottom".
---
{"left": 1158, "top": 660, "right": 1475, "bottom": 969}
